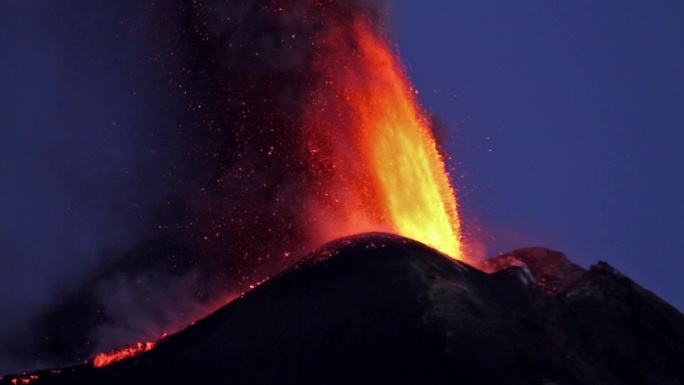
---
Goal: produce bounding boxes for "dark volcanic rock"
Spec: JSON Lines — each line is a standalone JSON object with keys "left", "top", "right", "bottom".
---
{"left": 2, "top": 233, "right": 683, "bottom": 385}
{"left": 552, "top": 262, "right": 684, "bottom": 384}
{"left": 480, "top": 247, "right": 586, "bottom": 293}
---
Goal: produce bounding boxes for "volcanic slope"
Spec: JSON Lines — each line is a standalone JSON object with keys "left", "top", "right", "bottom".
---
{"left": 3, "top": 233, "right": 683, "bottom": 385}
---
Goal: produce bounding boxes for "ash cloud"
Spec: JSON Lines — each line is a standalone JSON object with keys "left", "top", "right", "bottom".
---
{"left": 139, "top": 0, "right": 399, "bottom": 275}
{"left": 1, "top": 0, "right": 397, "bottom": 375}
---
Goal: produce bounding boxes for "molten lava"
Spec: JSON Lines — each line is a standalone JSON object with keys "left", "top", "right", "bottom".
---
{"left": 304, "top": 17, "right": 464, "bottom": 260}
{"left": 9, "top": 375, "right": 38, "bottom": 385}
{"left": 92, "top": 341, "right": 155, "bottom": 368}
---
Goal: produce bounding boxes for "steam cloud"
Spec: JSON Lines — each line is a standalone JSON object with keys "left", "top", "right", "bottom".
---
{"left": 1, "top": 0, "right": 396, "bottom": 375}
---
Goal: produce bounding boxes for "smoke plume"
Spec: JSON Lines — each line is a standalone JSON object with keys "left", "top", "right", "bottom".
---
{"left": 1, "top": 0, "right": 408, "bottom": 374}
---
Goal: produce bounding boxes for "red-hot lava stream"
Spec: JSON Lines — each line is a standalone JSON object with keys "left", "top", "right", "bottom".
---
{"left": 303, "top": 17, "right": 465, "bottom": 261}
{"left": 91, "top": 342, "right": 156, "bottom": 368}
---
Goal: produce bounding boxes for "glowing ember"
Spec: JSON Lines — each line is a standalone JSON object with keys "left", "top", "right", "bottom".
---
{"left": 304, "top": 17, "right": 464, "bottom": 260}
{"left": 9, "top": 374, "right": 38, "bottom": 385}
{"left": 92, "top": 341, "right": 156, "bottom": 368}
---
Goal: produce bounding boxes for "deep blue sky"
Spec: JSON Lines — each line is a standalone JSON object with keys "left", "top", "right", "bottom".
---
{"left": 0, "top": 1, "right": 166, "bottom": 340}
{"left": 394, "top": 1, "right": 684, "bottom": 310}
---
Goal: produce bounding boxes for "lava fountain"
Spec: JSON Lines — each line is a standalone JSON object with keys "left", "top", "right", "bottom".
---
{"left": 302, "top": 15, "right": 464, "bottom": 260}
{"left": 142, "top": 0, "right": 466, "bottom": 271}
{"left": 0, "top": 2, "right": 468, "bottom": 375}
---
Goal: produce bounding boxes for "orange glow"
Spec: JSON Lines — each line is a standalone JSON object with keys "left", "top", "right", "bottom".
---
{"left": 10, "top": 375, "right": 38, "bottom": 385}
{"left": 92, "top": 341, "right": 155, "bottom": 368}
{"left": 304, "top": 18, "right": 464, "bottom": 260}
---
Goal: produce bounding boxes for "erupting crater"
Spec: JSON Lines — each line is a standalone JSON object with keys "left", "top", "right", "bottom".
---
{"left": 301, "top": 16, "right": 464, "bottom": 261}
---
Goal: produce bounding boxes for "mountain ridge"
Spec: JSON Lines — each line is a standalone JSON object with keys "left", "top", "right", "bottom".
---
{"left": 2, "top": 233, "right": 682, "bottom": 384}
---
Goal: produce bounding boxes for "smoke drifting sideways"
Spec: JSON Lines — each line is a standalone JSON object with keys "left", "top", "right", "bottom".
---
{"left": 0, "top": 1, "right": 185, "bottom": 372}
{"left": 0, "top": 0, "right": 399, "bottom": 374}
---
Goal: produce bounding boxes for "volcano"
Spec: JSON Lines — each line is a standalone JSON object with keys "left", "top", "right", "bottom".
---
{"left": 3, "top": 233, "right": 682, "bottom": 385}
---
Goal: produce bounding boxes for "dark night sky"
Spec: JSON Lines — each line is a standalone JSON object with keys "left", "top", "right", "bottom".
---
{"left": 0, "top": 1, "right": 682, "bottom": 359}
{"left": 395, "top": 1, "right": 684, "bottom": 311}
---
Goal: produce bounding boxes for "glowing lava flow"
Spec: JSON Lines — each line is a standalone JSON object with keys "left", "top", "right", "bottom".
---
{"left": 9, "top": 375, "right": 39, "bottom": 385}
{"left": 91, "top": 341, "right": 155, "bottom": 368}
{"left": 304, "top": 17, "right": 464, "bottom": 261}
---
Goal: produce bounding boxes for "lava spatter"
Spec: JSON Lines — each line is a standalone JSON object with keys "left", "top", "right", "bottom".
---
{"left": 147, "top": 0, "right": 465, "bottom": 268}
{"left": 301, "top": 17, "right": 463, "bottom": 260}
